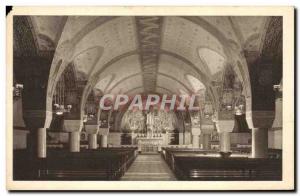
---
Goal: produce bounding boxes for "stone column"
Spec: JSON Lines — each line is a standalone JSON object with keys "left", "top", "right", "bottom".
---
{"left": 165, "top": 131, "right": 169, "bottom": 145}
{"left": 85, "top": 124, "right": 99, "bottom": 149}
{"left": 202, "top": 133, "right": 211, "bottom": 150}
{"left": 88, "top": 134, "right": 98, "bottom": 149}
{"left": 246, "top": 111, "right": 275, "bottom": 158}
{"left": 252, "top": 128, "right": 268, "bottom": 158}
{"left": 99, "top": 127, "right": 109, "bottom": 148}
{"left": 215, "top": 120, "right": 234, "bottom": 153}
{"left": 200, "top": 122, "right": 214, "bottom": 150}
{"left": 270, "top": 84, "right": 283, "bottom": 149}
{"left": 101, "top": 135, "right": 108, "bottom": 148}
{"left": 23, "top": 110, "right": 52, "bottom": 158}
{"left": 64, "top": 120, "right": 83, "bottom": 152}
{"left": 69, "top": 132, "right": 80, "bottom": 152}
{"left": 184, "top": 132, "right": 191, "bottom": 145}
{"left": 191, "top": 127, "right": 201, "bottom": 148}
{"left": 37, "top": 128, "right": 47, "bottom": 158}
{"left": 219, "top": 132, "right": 231, "bottom": 152}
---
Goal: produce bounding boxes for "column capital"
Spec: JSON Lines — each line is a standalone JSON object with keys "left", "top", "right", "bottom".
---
{"left": 215, "top": 120, "right": 235, "bottom": 133}
{"left": 23, "top": 110, "right": 52, "bottom": 129}
{"left": 200, "top": 124, "right": 215, "bottom": 134}
{"left": 98, "top": 127, "right": 109, "bottom": 135}
{"left": 191, "top": 127, "right": 201, "bottom": 136}
{"left": 85, "top": 124, "right": 99, "bottom": 134}
{"left": 64, "top": 119, "right": 83, "bottom": 132}
{"left": 246, "top": 110, "right": 275, "bottom": 129}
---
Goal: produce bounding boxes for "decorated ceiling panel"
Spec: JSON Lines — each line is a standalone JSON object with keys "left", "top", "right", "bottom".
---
{"left": 30, "top": 16, "right": 66, "bottom": 50}
{"left": 92, "top": 54, "right": 142, "bottom": 92}
{"left": 94, "top": 74, "right": 114, "bottom": 93}
{"left": 200, "top": 16, "right": 239, "bottom": 45}
{"left": 156, "top": 87, "right": 175, "bottom": 95}
{"left": 59, "top": 16, "right": 104, "bottom": 42}
{"left": 158, "top": 54, "right": 197, "bottom": 88}
{"left": 162, "top": 16, "right": 226, "bottom": 78}
{"left": 110, "top": 74, "right": 143, "bottom": 94}
{"left": 73, "top": 46, "right": 103, "bottom": 77}
{"left": 156, "top": 74, "right": 190, "bottom": 94}
{"left": 126, "top": 87, "right": 144, "bottom": 95}
{"left": 20, "top": 15, "right": 272, "bottom": 110}
{"left": 105, "top": 55, "right": 142, "bottom": 92}
{"left": 198, "top": 47, "right": 225, "bottom": 75}
{"left": 231, "top": 16, "right": 268, "bottom": 51}
{"left": 186, "top": 74, "right": 206, "bottom": 93}
{"left": 71, "top": 17, "right": 137, "bottom": 77}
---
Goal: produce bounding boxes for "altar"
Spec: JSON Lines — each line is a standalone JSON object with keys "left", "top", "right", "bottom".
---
{"left": 124, "top": 109, "right": 174, "bottom": 153}
{"left": 136, "top": 136, "right": 163, "bottom": 153}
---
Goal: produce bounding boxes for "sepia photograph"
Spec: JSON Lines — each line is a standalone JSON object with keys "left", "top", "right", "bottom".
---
{"left": 6, "top": 6, "right": 294, "bottom": 191}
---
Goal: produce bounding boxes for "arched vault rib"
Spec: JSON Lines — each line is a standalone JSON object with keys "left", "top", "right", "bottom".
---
{"left": 81, "top": 49, "right": 219, "bottom": 118}
{"left": 107, "top": 72, "right": 193, "bottom": 94}
{"left": 46, "top": 16, "right": 121, "bottom": 112}
{"left": 87, "top": 49, "right": 216, "bottom": 97}
{"left": 181, "top": 16, "right": 252, "bottom": 104}
{"left": 124, "top": 85, "right": 175, "bottom": 95}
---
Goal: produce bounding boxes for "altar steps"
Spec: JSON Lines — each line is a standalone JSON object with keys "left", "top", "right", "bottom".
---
{"left": 121, "top": 154, "right": 176, "bottom": 181}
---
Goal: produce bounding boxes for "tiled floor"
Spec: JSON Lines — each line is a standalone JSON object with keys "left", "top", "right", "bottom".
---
{"left": 121, "top": 154, "right": 177, "bottom": 181}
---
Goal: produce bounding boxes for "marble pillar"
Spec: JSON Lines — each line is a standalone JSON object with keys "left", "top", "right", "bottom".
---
{"left": 101, "top": 135, "right": 108, "bottom": 148}
{"left": 252, "top": 128, "right": 268, "bottom": 158}
{"left": 202, "top": 133, "right": 211, "bottom": 150}
{"left": 192, "top": 134, "right": 200, "bottom": 148}
{"left": 246, "top": 111, "right": 275, "bottom": 158}
{"left": 219, "top": 132, "right": 231, "bottom": 152}
{"left": 215, "top": 120, "right": 234, "bottom": 153}
{"left": 191, "top": 127, "right": 201, "bottom": 148}
{"left": 88, "top": 134, "right": 98, "bottom": 149}
{"left": 37, "top": 128, "right": 47, "bottom": 158}
{"left": 69, "top": 132, "right": 80, "bottom": 152}
{"left": 64, "top": 120, "right": 83, "bottom": 152}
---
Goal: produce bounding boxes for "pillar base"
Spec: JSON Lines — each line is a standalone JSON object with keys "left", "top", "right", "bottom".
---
{"left": 219, "top": 151, "right": 232, "bottom": 158}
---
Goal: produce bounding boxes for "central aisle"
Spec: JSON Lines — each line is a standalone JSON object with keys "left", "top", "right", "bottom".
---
{"left": 121, "top": 154, "right": 177, "bottom": 181}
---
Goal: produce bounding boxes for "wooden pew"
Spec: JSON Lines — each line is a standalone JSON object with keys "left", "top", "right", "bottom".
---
{"left": 162, "top": 148, "right": 282, "bottom": 181}
{"left": 173, "top": 156, "right": 282, "bottom": 181}
{"left": 13, "top": 147, "right": 138, "bottom": 180}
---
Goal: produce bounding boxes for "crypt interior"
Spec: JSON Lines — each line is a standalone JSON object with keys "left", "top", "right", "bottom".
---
{"left": 13, "top": 16, "right": 282, "bottom": 181}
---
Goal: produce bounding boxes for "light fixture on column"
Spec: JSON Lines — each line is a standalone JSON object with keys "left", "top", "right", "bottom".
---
{"left": 99, "top": 119, "right": 108, "bottom": 127}
{"left": 53, "top": 103, "right": 72, "bottom": 115}
{"left": 13, "top": 83, "right": 24, "bottom": 100}
{"left": 221, "top": 88, "right": 234, "bottom": 111}
{"left": 234, "top": 95, "right": 245, "bottom": 116}
{"left": 272, "top": 84, "right": 282, "bottom": 130}
{"left": 203, "top": 102, "right": 213, "bottom": 119}
{"left": 83, "top": 114, "right": 88, "bottom": 123}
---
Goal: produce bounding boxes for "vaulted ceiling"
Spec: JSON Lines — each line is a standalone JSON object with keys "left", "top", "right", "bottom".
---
{"left": 14, "top": 16, "right": 274, "bottom": 106}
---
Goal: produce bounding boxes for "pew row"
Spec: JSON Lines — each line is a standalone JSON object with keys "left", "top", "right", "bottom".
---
{"left": 14, "top": 147, "right": 138, "bottom": 180}
{"left": 162, "top": 148, "right": 282, "bottom": 181}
